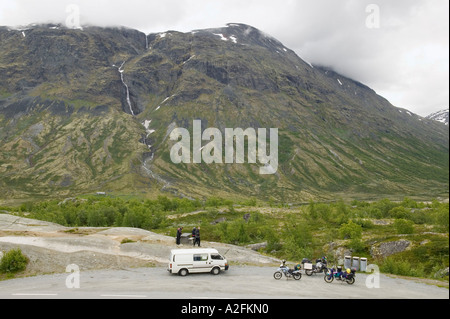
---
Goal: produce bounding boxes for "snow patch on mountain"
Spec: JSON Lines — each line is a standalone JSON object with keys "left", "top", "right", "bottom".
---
{"left": 427, "top": 109, "right": 449, "bottom": 126}
{"left": 142, "top": 120, "right": 155, "bottom": 138}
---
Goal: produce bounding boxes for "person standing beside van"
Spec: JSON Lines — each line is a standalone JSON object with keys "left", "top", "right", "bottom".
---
{"left": 176, "top": 227, "right": 182, "bottom": 245}
{"left": 191, "top": 227, "right": 196, "bottom": 246}
{"left": 194, "top": 226, "right": 201, "bottom": 247}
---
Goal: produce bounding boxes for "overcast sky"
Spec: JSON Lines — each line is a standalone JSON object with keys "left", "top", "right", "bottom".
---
{"left": 0, "top": 0, "right": 448, "bottom": 116}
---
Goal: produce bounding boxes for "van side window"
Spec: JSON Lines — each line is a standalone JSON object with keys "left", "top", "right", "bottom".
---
{"left": 193, "top": 254, "right": 208, "bottom": 261}
{"left": 211, "top": 254, "right": 223, "bottom": 260}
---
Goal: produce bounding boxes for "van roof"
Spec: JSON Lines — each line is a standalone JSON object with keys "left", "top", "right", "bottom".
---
{"left": 170, "top": 248, "right": 220, "bottom": 255}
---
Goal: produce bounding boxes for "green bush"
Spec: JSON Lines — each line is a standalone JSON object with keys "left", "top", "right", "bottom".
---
{"left": 394, "top": 219, "right": 415, "bottom": 234}
{"left": 339, "top": 220, "right": 362, "bottom": 239}
{"left": 381, "top": 257, "right": 425, "bottom": 277}
{"left": 434, "top": 205, "right": 449, "bottom": 232}
{"left": 308, "top": 201, "right": 333, "bottom": 221}
{"left": 349, "top": 238, "right": 366, "bottom": 253}
{"left": 263, "top": 227, "right": 282, "bottom": 252}
{"left": 373, "top": 199, "right": 398, "bottom": 218}
{"left": 0, "top": 249, "right": 29, "bottom": 273}
{"left": 281, "top": 219, "right": 313, "bottom": 260}
{"left": 388, "top": 206, "right": 411, "bottom": 219}
{"left": 220, "top": 221, "right": 250, "bottom": 245}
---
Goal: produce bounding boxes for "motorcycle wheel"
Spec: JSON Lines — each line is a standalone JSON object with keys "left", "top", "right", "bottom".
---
{"left": 346, "top": 277, "right": 355, "bottom": 285}
{"left": 293, "top": 273, "right": 302, "bottom": 280}
{"left": 305, "top": 270, "right": 313, "bottom": 276}
{"left": 324, "top": 274, "right": 334, "bottom": 283}
{"left": 274, "top": 271, "right": 283, "bottom": 280}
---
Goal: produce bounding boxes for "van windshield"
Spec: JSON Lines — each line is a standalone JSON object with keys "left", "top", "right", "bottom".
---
{"left": 211, "top": 254, "right": 224, "bottom": 260}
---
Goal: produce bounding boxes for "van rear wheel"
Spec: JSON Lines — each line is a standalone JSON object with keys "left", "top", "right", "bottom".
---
{"left": 211, "top": 267, "right": 221, "bottom": 275}
{"left": 179, "top": 269, "right": 189, "bottom": 277}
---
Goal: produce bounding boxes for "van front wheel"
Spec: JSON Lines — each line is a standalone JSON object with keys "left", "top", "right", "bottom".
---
{"left": 211, "top": 267, "right": 221, "bottom": 275}
{"left": 179, "top": 269, "right": 189, "bottom": 277}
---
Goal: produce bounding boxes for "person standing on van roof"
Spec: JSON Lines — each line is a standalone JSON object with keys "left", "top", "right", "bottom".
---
{"left": 193, "top": 226, "right": 201, "bottom": 247}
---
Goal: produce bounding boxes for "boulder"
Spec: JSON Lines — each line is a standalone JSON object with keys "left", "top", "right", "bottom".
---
{"left": 370, "top": 240, "right": 411, "bottom": 258}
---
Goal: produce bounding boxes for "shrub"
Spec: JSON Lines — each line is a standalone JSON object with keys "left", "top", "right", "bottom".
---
{"left": 434, "top": 205, "right": 449, "bottom": 232}
{"left": 263, "top": 227, "right": 282, "bottom": 252}
{"left": 394, "top": 219, "right": 415, "bottom": 234}
{"left": 0, "top": 249, "right": 29, "bottom": 274}
{"left": 339, "top": 220, "right": 362, "bottom": 239}
{"left": 282, "top": 220, "right": 313, "bottom": 260}
{"left": 388, "top": 206, "right": 411, "bottom": 219}
{"left": 349, "top": 238, "right": 366, "bottom": 253}
{"left": 381, "top": 257, "right": 425, "bottom": 277}
{"left": 308, "top": 201, "right": 332, "bottom": 221}
{"left": 401, "top": 197, "right": 419, "bottom": 208}
{"left": 373, "top": 199, "right": 398, "bottom": 218}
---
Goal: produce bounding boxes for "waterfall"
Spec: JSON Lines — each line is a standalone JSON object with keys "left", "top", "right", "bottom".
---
{"left": 117, "top": 61, "right": 135, "bottom": 116}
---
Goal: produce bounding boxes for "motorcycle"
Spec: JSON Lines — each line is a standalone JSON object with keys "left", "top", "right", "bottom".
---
{"left": 324, "top": 266, "right": 356, "bottom": 285}
{"left": 303, "top": 257, "right": 328, "bottom": 276}
{"left": 274, "top": 261, "right": 302, "bottom": 280}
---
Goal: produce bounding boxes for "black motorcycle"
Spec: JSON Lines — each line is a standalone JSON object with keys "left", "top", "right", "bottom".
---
{"left": 302, "top": 257, "right": 328, "bottom": 276}
{"left": 324, "top": 266, "right": 356, "bottom": 285}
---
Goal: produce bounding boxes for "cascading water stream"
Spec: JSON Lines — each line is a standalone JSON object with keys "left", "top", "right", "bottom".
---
{"left": 116, "top": 61, "right": 135, "bottom": 116}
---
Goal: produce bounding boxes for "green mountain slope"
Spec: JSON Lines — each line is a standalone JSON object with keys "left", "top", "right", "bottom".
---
{"left": 0, "top": 23, "right": 448, "bottom": 202}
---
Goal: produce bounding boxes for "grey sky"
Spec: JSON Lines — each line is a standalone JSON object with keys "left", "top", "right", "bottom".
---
{"left": 0, "top": 0, "right": 448, "bottom": 116}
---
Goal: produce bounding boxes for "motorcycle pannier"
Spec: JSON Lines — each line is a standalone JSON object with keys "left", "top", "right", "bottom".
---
{"left": 304, "top": 263, "right": 313, "bottom": 270}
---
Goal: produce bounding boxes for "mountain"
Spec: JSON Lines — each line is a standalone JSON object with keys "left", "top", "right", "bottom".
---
{"left": 0, "top": 23, "right": 448, "bottom": 202}
{"left": 427, "top": 109, "right": 449, "bottom": 126}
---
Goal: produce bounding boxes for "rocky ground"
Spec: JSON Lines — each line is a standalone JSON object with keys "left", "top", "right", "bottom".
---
{"left": 0, "top": 214, "right": 279, "bottom": 277}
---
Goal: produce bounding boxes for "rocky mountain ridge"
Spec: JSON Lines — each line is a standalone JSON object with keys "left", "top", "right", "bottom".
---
{"left": 0, "top": 23, "right": 448, "bottom": 202}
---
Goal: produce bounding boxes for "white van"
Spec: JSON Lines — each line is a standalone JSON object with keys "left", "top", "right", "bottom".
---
{"left": 168, "top": 248, "right": 229, "bottom": 276}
